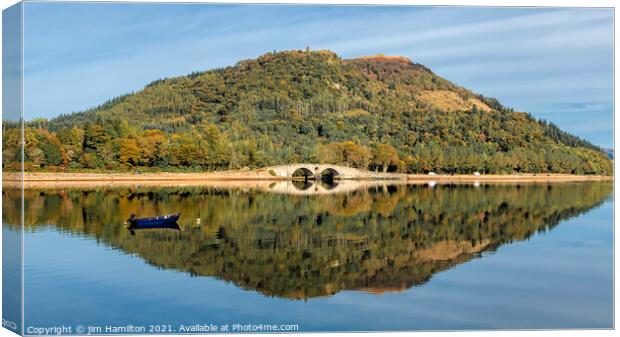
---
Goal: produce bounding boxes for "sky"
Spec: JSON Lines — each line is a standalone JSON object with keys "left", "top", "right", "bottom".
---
{"left": 21, "top": 3, "right": 614, "bottom": 147}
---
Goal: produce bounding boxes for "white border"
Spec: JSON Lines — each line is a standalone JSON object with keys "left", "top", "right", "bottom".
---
{"left": 0, "top": 1, "right": 617, "bottom": 337}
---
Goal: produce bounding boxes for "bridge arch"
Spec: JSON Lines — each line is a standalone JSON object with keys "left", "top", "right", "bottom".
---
{"left": 319, "top": 168, "right": 340, "bottom": 181}
{"left": 292, "top": 167, "right": 314, "bottom": 180}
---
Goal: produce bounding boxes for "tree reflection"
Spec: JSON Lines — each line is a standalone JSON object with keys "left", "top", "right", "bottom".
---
{"left": 3, "top": 182, "right": 612, "bottom": 300}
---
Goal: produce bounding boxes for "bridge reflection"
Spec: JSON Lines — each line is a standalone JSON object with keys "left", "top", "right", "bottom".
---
{"left": 268, "top": 180, "right": 400, "bottom": 195}
{"left": 291, "top": 179, "right": 339, "bottom": 191}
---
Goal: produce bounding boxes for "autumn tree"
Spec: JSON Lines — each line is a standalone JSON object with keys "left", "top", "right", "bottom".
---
{"left": 372, "top": 144, "right": 400, "bottom": 172}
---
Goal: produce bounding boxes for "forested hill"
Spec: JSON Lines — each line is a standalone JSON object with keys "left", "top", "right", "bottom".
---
{"left": 6, "top": 49, "right": 612, "bottom": 174}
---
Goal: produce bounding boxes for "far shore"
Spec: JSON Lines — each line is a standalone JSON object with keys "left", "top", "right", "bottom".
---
{"left": 2, "top": 171, "right": 613, "bottom": 188}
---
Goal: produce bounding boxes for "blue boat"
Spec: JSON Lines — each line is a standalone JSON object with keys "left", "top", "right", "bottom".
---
{"left": 127, "top": 213, "right": 181, "bottom": 230}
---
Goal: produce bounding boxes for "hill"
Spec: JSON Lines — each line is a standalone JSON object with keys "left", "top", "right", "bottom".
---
{"left": 4, "top": 49, "right": 612, "bottom": 174}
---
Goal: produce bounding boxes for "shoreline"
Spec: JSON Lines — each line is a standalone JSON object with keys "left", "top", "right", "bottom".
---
{"left": 407, "top": 173, "right": 613, "bottom": 183}
{"left": 2, "top": 171, "right": 613, "bottom": 185}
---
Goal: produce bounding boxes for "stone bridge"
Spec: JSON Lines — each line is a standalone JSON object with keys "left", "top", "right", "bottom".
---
{"left": 265, "top": 164, "right": 405, "bottom": 180}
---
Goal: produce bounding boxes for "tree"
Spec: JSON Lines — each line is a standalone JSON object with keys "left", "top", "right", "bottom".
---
{"left": 342, "top": 141, "right": 371, "bottom": 169}
{"left": 84, "top": 123, "right": 110, "bottom": 152}
{"left": 27, "top": 147, "right": 45, "bottom": 167}
{"left": 372, "top": 144, "right": 399, "bottom": 172}
{"left": 36, "top": 130, "right": 64, "bottom": 166}
{"left": 80, "top": 152, "right": 99, "bottom": 169}
{"left": 202, "top": 123, "right": 230, "bottom": 169}
{"left": 139, "top": 129, "right": 167, "bottom": 166}
{"left": 118, "top": 138, "right": 141, "bottom": 167}
{"left": 58, "top": 126, "right": 85, "bottom": 164}
{"left": 2, "top": 127, "right": 22, "bottom": 168}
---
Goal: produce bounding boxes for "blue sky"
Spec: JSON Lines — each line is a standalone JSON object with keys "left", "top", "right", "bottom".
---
{"left": 22, "top": 3, "right": 614, "bottom": 147}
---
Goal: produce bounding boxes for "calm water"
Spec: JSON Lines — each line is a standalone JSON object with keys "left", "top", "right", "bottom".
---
{"left": 2, "top": 181, "right": 614, "bottom": 333}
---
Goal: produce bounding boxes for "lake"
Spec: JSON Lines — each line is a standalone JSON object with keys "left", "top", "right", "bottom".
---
{"left": 2, "top": 181, "right": 613, "bottom": 333}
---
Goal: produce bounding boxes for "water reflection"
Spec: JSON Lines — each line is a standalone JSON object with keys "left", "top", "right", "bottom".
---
{"left": 291, "top": 180, "right": 314, "bottom": 190}
{"left": 269, "top": 179, "right": 389, "bottom": 195}
{"left": 4, "top": 182, "right": 612, "bottom": 300}
{"left": 291, "top": 179, "right": 340, "bottom": 191}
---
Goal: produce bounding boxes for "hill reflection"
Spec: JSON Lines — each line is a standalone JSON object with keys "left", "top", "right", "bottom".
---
{"left": 4, "top": 182, "right": 612, "bottom": 300}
